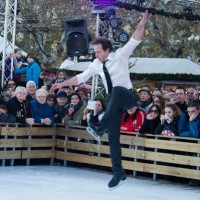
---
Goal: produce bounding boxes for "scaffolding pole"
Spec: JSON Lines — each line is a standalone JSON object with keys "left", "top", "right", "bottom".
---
{"left": 0, "top": 0, "right": 18, "bottom": 88}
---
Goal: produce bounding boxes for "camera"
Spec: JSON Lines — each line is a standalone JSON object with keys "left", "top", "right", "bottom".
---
{"left": 70, "top": 103, "right": 74, "bottom": 109}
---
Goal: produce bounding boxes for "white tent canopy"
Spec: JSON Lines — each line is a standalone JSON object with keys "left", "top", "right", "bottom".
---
{"left": 59, "top": 57, "right": 200, "bottom": 75}
{"left": 129, "top": 58, "right": 200, "bottom": 75}
{"left": 0, "top": 36, "right": 27, "bottom": 56}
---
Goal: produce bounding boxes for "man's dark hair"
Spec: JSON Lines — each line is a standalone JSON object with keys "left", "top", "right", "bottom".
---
{"left": 175, "top": 86, "right": 185, "bottom": 93}
{"left": 92, "top": 37, "right": 113, "bottom": 52}
{"left": 187, "top": 101, "right": 200, "bottom": 110}
{"left": 27, "top": 53, "right": 37, "bottom": 60}
{"left": 14, "top": 48, "right": 22, "bottom": 53}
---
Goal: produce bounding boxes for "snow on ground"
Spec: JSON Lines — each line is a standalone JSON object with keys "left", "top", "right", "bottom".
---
{"left": 0, "top": 166, "right": 199, "bottom": 200}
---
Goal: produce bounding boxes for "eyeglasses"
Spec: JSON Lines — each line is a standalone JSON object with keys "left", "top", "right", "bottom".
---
{"left": 71, "top": 97, "right": 79, "bottom": 100}
{"left": 8, "top": 83, "right": 16, "bottom": 86}
{"left": 37, "top": 96, "right": 46, "bottom": 99}
{"left": 150, "top": 109, "right": 159, "bottom": 113}
{"left": 186, "top": 92, "right": 194, "bottom": 95}
{"left": 164, "top": 98, "right": 170, "bottom": 102}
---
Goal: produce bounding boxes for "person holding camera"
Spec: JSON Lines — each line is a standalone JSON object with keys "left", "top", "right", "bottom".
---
{"left": 155, "top": 104, "right": 182, "bottom": 136}
{"left": 81, "top": 99, "right": 105, "bottom": 127}
{"left": 62, "top": 93, "right": 85, "bottom": 126}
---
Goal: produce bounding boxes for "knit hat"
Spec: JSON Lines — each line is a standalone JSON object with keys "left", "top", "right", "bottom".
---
{"left": 56, "top": 91, "right": 68, "bottom": 98}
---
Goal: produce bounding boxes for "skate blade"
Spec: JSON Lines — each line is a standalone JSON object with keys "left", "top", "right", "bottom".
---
{"left": 86, "top": 127, "right": 101, "bottom": 142}
{"left": 108, "top": 179, "right": 127, "bottom": 191}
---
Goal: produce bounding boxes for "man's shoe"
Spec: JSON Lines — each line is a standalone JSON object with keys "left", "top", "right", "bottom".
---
{"left": 86, "top": 126, "right": 101, "bottom": 142}
{"left": 108, "top": 172, "right": 127, "bottom": 190}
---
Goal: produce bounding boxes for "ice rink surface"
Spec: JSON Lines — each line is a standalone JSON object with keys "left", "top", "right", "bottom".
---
{"left": 0, "top": 166, "right": 199, "bottom": 200}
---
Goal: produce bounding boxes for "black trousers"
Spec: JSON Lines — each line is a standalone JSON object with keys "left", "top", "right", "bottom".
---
{"left": 100, "top": 86, "right": 137, "bottom": 174}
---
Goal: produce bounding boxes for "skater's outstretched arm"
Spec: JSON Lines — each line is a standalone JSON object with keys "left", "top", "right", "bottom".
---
{"left": 132, "top": 10, "right": 148, "bottom": 41}
{"left": 50, "top": 76, "right": 78, "bottom": 91}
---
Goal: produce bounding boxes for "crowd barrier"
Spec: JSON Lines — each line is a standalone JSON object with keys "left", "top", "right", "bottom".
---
{"left": 0, "top": 123, "right": 200, "bottom": 181}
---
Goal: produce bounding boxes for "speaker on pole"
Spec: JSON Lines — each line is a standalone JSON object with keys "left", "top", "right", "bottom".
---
{"left": 64, "top": 18, "right": 89, "bottom": 56}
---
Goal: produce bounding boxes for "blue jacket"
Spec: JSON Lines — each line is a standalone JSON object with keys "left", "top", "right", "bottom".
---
{"left": 178, "top": 112, "right": 200, "bottom": 138}
{"left": 14, "top": 61, "right": 41, "bottom": 88}
{"left": 30, "top": 99, "right": 54, "bottom": 125}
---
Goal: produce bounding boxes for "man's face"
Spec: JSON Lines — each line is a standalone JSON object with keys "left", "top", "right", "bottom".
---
{"left": 94, "top": 44, "right": 110, "bottom": 63}
{"left": 187, "top": 107, "right": 199, "bottom": 118}
{"left": 186, "top": 88, "right": 195, "bottom": 101}
{"left": 27, "top": 83, "right": 36, "bottom": 95}
{"left": 27, "top": 57, "right": 33, "bottom": 63}
{"left": 57, "top": 97, "right": 68, "bottom": 106}
{"left": 175, "top": 89, "right": 185, "bottom": 103}
{"left": 15, "top": 51, "right": 22, "bottom": 59}
{"left": 139, "top": 91, "right": 150, "bottom": 102}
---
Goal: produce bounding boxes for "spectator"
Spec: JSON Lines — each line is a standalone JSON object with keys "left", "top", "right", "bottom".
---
{"left": 75, "top": 87, "right": 88, "bottom": 100}
{"left": 139, "top": 105, "right": 161, "bottom": 134}
{"left": 5, "top": 48, "right": 23, "bottom": 82}
{"left": 153, "top": 95, "right": 165, "bottom": 110}
{"left": 152, "top": 88, "right": 162, "bottom": 97}
{"left": 30, "top": 88, "right": 54, "bottom": 126}
{"left": 46, "top": 94, "right": 56, "bottom": 108}
{"left": 163, "top": 92, "right": 171, "bottom": 104}
{"left": 0, "top": 104, "right": 16, "bottom": 123}
{"left": 175, "top": 87, "right": 187, "bottom": 112}
{"left": 120, "top": 105, "right": 146, "bottom": 132}
{"left": 186, "top": 87, "right": 196, "bottom": 102}
{"left": 0, "top": 91, "right": 11, "bottom": 104}
{"left": 52, "top": 69, "right": 66, "bottom": 84}
{"left": 81, "top": 99, "right": 105, "bottom": 127}
{"left": 5, "top": 79, "right": 17, "bottom": 92}
{"left": 26, "top": 81, "right": 36, "bottom": 102}
{"left": 179, "top": 101, "right": 200, "bottom": 138}
{"left": 13, "top": 53, "right": 41, "bottom": 88}
{"left": 63, "top": 93, "right": 85, "bottom": 126}
{"left": 137, "top": 87, "right": 153, "bottom": 114}
{"left": 7, "top": 86, "right": 34, "bottom": 125}
{"left": 155, "top": 104, "right": 182, "bottom": 136}
{"left": 53, "top": 91, "right": 69, "bottom": 123}
{"left": 60, "top": 86, "right": 75, "bottom": 97}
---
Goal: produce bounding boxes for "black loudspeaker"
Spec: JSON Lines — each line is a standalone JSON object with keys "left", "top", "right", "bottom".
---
{"left": 64, "top": 18, "right": 89, "bottom": 56}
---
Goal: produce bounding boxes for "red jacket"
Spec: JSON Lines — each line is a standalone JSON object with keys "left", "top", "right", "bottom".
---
{"left": 120, "top": 110, "right": 146, "bottom": 132}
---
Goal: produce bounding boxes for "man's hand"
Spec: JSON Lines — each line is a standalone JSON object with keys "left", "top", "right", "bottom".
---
{"left": 132, "top": 10, "right": 148, "bottom": 41}
{"left": 50, "top": 83, "right": 62, "bottom": 93}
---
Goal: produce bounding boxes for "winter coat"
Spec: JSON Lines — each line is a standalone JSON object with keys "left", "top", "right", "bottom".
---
{"left": 30, "top": 99, "right": 54, "bottom": 125}
{"left": 155, "top": 117, "right": 179, "bottom": 136}
{"left": 53, "top": 103, "right": 68, "bottom": 123}
{"left": 120, "top": 109, "right": 146, "bottom": 132}
{"left": 139, "top": 117, "right": 160, "bottom": 134}
{"left": 14, "top": 61, "right": 41, "bottom": 88}
{"left": 81, "top": 110, "right": 105, "bottom": 127}
{"left": 7, "top": 96, "right": 30, "bottom": 124}
{"left": 179, "top": 112, "right": 200, "bottom": 138}
{"left": 63, "top": 101, "right": 85, "bottom": 126}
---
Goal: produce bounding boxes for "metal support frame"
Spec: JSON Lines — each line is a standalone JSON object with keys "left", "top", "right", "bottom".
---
{"left": 0, "top": 0, "right": 18, "bottom": 88}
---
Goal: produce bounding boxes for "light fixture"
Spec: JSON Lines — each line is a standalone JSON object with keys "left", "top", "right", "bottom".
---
{"left": 118, "top": 31, "right": 129, "bottom": 43}
{"left": 109, "top": 17, "right": 122, "bottom": 29}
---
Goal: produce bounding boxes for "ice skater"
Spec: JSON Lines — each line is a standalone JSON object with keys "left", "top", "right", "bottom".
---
{"left": 51, "top": 10, "right": 148, "bottom": 189}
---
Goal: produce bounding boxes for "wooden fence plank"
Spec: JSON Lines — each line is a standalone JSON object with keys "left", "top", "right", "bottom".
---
{"left": 57, "top": 140, "right": 200, "bottom": 167}
{"left": 22, "top": 150, "right": 55, "bottom": 159}
{"left": 0, "top": 139, "right": 22, "bottom": 148}
{"left": 1, "top": 127, "right": 56, "bottom": 136}
{"left": 0, "top": 151, "right": 21, "bottom": 159}
{"left": 22, "top": 139, "right": 56, "bottom": 148}
{"left": 56, "top": 151, "right": 200, "bottom": 180}
{"left": 145, "top": 138, "right": 200, "bottom": 153}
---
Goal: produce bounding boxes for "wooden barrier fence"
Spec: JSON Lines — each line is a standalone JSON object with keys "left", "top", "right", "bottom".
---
{"left": 0, "top": 124, "right": 200, "bottom": 181}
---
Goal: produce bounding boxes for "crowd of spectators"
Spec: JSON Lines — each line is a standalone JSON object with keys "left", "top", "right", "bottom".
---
{"left": 1, "top": 50, "right": 200, "bottom": 139}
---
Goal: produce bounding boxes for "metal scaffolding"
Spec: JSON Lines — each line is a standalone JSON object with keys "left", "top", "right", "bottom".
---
{"left": 0, "top": 0, "right": 18, "bottom": 88}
